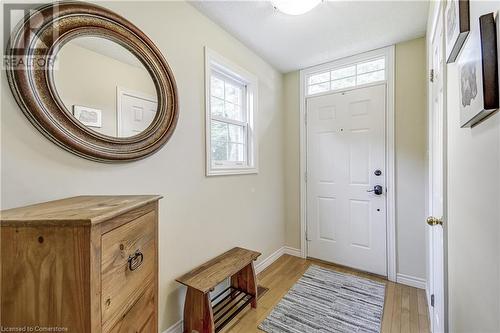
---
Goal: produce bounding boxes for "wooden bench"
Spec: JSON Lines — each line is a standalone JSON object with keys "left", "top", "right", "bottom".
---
{"left": 176, "top": 247, "right": 261, "bottom": 333}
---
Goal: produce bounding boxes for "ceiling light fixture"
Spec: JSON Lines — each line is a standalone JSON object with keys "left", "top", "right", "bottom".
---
{"left": 272, "top": 0, "right": 322, "bottom": 16}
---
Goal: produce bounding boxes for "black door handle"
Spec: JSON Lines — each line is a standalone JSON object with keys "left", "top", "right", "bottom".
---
{"left": 367, "top": 185, "right": 383, "bottom": 195}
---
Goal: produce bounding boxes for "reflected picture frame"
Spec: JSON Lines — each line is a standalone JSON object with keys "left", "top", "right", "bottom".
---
{"left": 457, "top": 12, "right": 499, "bottom": 128}
{"left": 73, "top": 105, "right": 102, "bottom": 128}
{"left": 445, "top": 0, "right": 470, "bottom": 63}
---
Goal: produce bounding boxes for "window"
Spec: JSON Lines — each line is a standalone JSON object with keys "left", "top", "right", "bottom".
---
{"left": 306, "top": 57, "right": 386, "bottom": 96}
{"left": 205, "top": 48, "right": 258, "bottom": 176}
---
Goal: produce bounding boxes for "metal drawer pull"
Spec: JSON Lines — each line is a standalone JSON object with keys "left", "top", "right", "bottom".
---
{"left": 128, "top": 250, "right": 144, "bottom": 271}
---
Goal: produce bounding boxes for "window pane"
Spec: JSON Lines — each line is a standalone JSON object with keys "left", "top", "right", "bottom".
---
{"left": 224, "top": 102, "right": 243, "bottom": 121}
{"left": 228, "top": 123, "right": 245, "bottom": 144}
{"left": 212, "top": 141, "right": 227, "bottom": 161}
{"left": 211, "top": 121, "right": 245, "bottom": 163}
{"left": 211, "top": 97, "right": 224, "bottom": 117}
{"left": 357, "top": 70, "right": 385, "bottom": 85}
{"left": 331, "top": 66, "right": 356, "bottom": 80}
{"left": 331, "top": 76, "right": 356, "bottom": 90}
{"left": 228, "top": 143, "right": 245, "bottom": 162}
{"left": 211, "top": 121, "right": 227, "bottom": 144}
{"left": 308, "top": 71, "right": 330, "bottom": 85}
{"left": 308, "top": 82, "right": 330, "bottom": 95}
{"left": 211, "top": 76, "right": 224, "bottom": 99}
{"left": 225, "top": 82, "right": 242, "bottom": 105}
{"left": 357, "top": 58, "right": 385, "bottom": 74}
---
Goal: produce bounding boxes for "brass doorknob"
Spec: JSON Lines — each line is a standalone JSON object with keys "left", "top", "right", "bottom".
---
{"left": 427, "top": 216, "right": 443, "bottom": 226}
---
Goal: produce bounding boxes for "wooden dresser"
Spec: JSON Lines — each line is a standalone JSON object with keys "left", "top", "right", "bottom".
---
{"left": 0, "top": 195, "right": 161, "bottom": 333}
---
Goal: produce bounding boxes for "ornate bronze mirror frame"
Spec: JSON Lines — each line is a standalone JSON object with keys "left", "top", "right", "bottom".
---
{"left": 6, "top": 2, "right": 178, "bottom": 162}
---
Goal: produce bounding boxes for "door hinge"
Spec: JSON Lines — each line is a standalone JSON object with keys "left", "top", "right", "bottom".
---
{"left": 429, "top": 69, "right": 434, "bottom": 83}
{"left": 304, "top": 172, "right": 308, "bottom": 183}
{"left": 305, "top": 228, "right": 310, "bottom": 241}
{"left": 304, "top": 111, "right": 307, "bottom": 125}
{"left": 431, "top": 294, "right": 435, "bottom": 307}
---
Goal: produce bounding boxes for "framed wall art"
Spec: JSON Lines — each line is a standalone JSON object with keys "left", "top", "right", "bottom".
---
{"left": 457, "top": 12, "right": 498, "bottom": 128}
{"left": 445, "top": 0, "right": 470, "bottom": 63}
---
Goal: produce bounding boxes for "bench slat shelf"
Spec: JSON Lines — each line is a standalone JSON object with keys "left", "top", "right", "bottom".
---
{"left": 212, "top": 287, "right": 253, "bottom": 332}
{"left": 176, "top": 247, "right": 261, "bottom": 333}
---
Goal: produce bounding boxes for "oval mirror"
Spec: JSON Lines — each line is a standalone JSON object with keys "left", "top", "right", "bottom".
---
{"left": 6, "top": 2, "right": 178, "bottom": 162}
{"left": 53, "top": 37, "right": 158, "bottom": 138}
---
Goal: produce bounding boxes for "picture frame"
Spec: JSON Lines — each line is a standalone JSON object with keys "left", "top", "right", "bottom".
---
{"left": 445, "top": 0, "right": 470, "bottom": 63}
{"left": 457, "top": 13, "right": 499, "bottom": 128}
{"left": 73, "top": 105, "right": 102, "bottom": 128}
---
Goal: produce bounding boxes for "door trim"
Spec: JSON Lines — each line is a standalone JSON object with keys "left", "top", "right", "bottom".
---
{"left": 299, "top": 45, "right": 396, "bottom": 281}
{"left": 427, "top": 1, "right": 449, "bottom": 331}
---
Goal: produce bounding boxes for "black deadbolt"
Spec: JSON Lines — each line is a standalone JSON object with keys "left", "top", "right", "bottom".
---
{"left": 374, "top": 169, "right": 382, "bottom": 176}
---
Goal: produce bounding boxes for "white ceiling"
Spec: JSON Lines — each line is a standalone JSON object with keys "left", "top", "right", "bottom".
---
{"left": 190, "top": 1, "right": 429, "bottom": 73}
{"left": 71, "top": 37, "right": 145, "bottom": 69}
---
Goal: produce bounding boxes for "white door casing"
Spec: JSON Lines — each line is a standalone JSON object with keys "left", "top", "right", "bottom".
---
{"left": 306, "top": 84, "right": 387, "bottom": 276}
{"left": 299, "top": 46, "right": 396, "bottom": 281}
{"left": 428, "top": 6, "right": 446, "bottom": 333}
{"left": 117, "top": 88, "right": 158, "bottom": 137}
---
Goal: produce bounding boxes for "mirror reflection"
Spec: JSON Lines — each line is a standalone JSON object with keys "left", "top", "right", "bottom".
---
{"left": 53, "top": 36, "right": 158, "bottom": 138}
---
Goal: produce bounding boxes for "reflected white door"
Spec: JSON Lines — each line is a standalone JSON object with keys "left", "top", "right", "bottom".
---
{"left": 117, "top": 90, "right": 157, "bottom": 137}
{"left": 306, "top": 84, "right": 387, "bottom": 276}
{"left": 428, "top": 10, "right": 445, "bottom": 333}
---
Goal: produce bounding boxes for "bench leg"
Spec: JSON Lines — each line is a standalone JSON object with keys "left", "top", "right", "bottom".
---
{"left": 231, "top": 261, "right": 258, "bottom": 308}
{"left": 183, "top": 287, "right": 214, "bottom": 333}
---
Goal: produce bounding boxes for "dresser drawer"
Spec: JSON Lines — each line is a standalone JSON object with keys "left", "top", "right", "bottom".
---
{"left": 108, "top": 283, "right": 155, "bottom": 333}
{"left": 140, "top": 315, "right": 156, "bottom": 332}
{"left": 101, "top": 210, "right": 156, "bottom": 330}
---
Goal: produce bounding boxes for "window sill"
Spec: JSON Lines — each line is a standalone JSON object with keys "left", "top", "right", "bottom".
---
{"left": 207, "top": 167, "right": 258, "bottom": 177}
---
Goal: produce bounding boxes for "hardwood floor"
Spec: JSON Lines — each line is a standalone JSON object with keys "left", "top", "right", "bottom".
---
{"left": 221, "top": 254, "right": 430, "bottom": 333}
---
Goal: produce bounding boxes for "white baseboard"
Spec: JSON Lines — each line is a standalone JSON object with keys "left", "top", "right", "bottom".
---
{"left": 396, "top": 273, "right": 426, "bottom": 290}
{"left": 164, "top": 319, "right": 182, "bottom": 333}
{"left": 254, "top": 246, "right": 302, "bottom": 274}
{"left": 162, "top": 245, "right": 302, "bottom": 333}
{"left": 255, "top": 246, "right": 285, "bottom": 274}
{"left": 283, "top": 246, "right": 302, "bottom": 257}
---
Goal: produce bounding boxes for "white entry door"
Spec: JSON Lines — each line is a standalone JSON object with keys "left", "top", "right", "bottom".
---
{"left": 427, "top": 8, "right": 445, "bottom": 333}
{"left": 117, "top": 89, "right": 158, "bottom": 137}
{"left": 306, "top": 84, "right": 387, "bottom": 276}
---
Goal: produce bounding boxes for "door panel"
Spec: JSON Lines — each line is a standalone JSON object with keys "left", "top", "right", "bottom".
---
{"left": 350, "top": 130, "right": 370, "bottom": 184}
{"left": 307, "top": 84, "right": 387, "bottom": 276}
{"left": 318, "top": 197, "right": 336, "bottom": 241}
{"left": 118, "top": 92, "right": 157, "bottom": 137}
{"left": 350, "top": 199, "right": 371, "bottom": 248}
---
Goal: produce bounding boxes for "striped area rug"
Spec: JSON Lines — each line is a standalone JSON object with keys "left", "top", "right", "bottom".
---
{"left": 258, "top": 265, "right": 386, "bottom": 333}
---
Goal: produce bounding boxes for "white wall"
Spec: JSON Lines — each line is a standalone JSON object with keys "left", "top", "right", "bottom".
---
{"left": 395, "top": 38, "right": 427, "bottom": 281}
{"left": 437, "top": 1, "right": 500, "bottom": 331}
{"left": 0, "top": 1, "right": 285, "bottom": 331}
{"left": 284, "top": 71, "right": 301, "bottom": 248}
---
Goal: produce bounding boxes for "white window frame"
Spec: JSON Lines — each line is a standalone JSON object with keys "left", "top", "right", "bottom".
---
{"left": 299, "top": 46, "right": 396, "bottom": 282}
{"left": 306, "top": 56, "right": 387, "bottom": 97}
{"left": 205, "top": 47, "right": 258, "bottom": 176}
